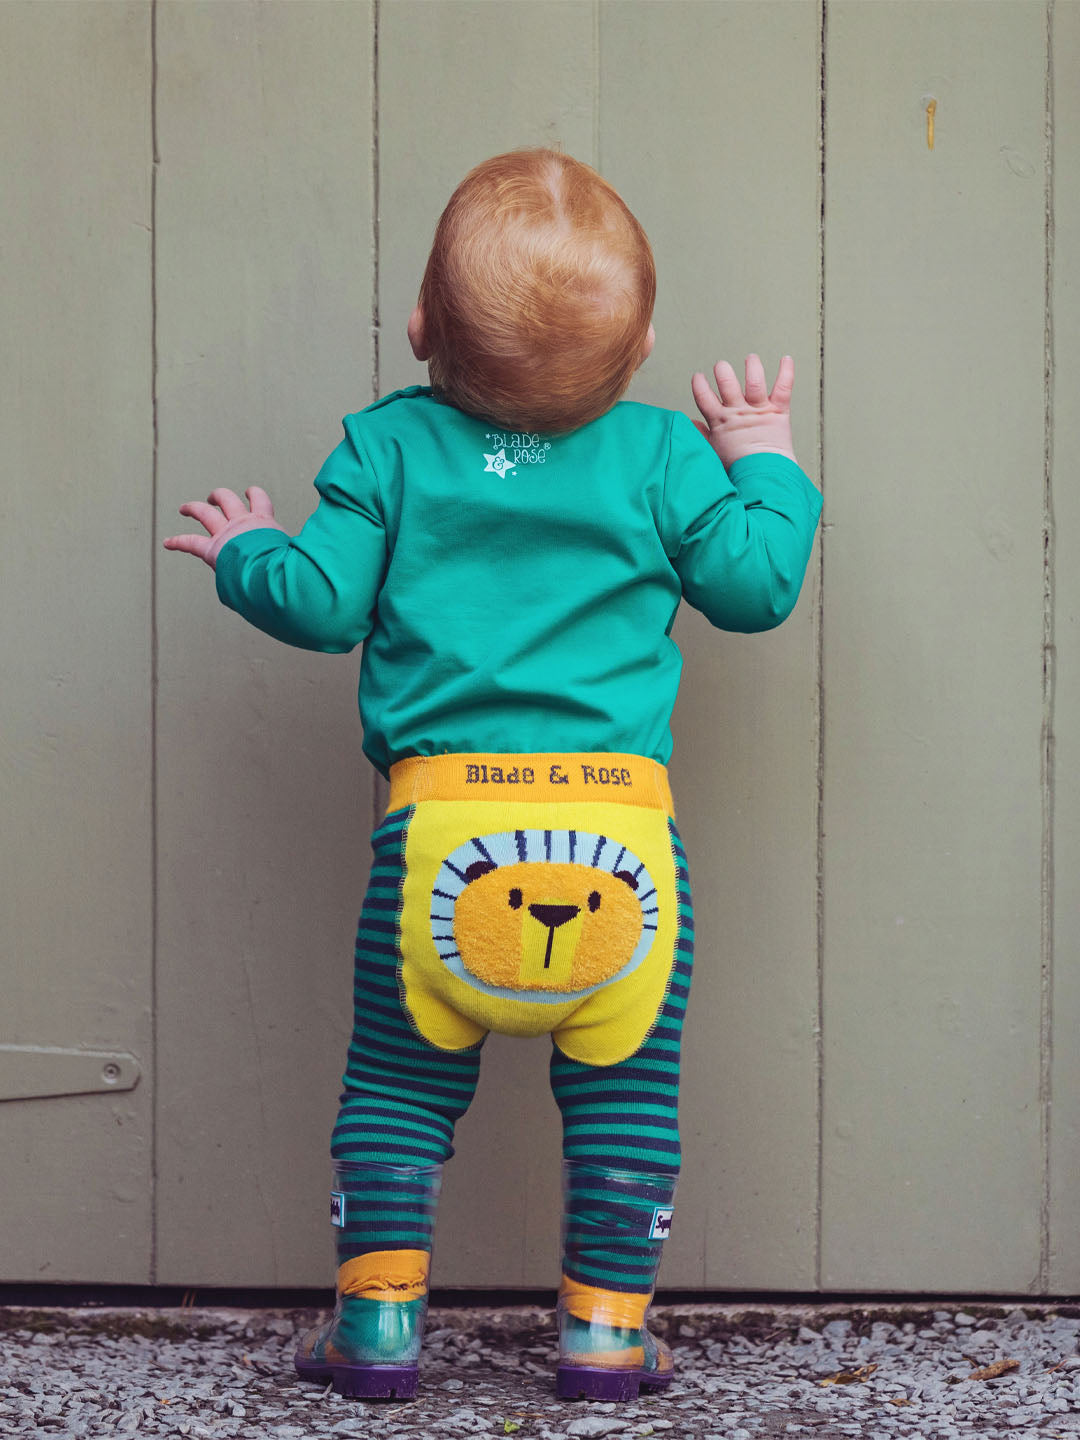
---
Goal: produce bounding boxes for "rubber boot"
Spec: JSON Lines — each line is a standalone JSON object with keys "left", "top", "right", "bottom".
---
{"left": 555, "top": 1159, "right": 677, "bottom": 1401}
{"left": 294, "top": 1160, "right": 442, "bottom": 1400}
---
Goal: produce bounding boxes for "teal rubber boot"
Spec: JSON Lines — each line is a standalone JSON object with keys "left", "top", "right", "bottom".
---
{"left": 294, "top": 1160, "right": 442, "bottom": 1400}
{"left": 555, "top": 1160, "right": 677, "bottom": 1401}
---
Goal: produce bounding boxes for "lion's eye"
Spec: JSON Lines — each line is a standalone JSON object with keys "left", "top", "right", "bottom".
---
{"left": 508, "top": 888, "right": 523, "bottom": 910}
{"left": 588, "top": 890, "right": 601, "bottom": 912}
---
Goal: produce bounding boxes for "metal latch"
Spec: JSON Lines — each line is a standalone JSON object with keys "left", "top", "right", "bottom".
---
{"left": 0, "top": 1045, "right": 141, "bottom": 1101}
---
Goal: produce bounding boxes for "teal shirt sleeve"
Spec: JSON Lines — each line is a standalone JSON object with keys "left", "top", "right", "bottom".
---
{"left": 660, "top": 411, "right": 822, "bottom": 632}
{"left": 214, "top": 427, "right": 387, "bottom": 653}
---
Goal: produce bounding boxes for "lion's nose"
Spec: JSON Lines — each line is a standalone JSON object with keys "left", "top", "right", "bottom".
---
{"left": 528, "top": 903, "right": 579, "bottom": 929}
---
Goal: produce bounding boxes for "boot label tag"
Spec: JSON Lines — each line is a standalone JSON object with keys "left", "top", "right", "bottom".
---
{"left": 330, "top": 1191, "right": 346, "bottom": 1227}
{"left": 649, "top": 1206, "right": 673, "bottom": 1240}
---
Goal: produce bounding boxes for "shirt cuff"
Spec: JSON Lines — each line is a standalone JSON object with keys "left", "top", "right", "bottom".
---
{"left": 214, "top": 525, "right": 291, "bottom": 613}
{"left": 727, "top": 452, "right": 822, "bottom": 517}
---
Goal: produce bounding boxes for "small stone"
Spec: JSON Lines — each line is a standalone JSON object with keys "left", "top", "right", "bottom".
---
{"left": 440, "top": 1378, "right": 466, "bottom": 1391}
{"left": 566, "top": 1417, "right": 629, "bottom": 1438}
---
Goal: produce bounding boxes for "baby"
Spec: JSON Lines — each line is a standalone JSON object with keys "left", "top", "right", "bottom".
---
{"left": 166, "top": 148, "right": 821, "bottom": 1403}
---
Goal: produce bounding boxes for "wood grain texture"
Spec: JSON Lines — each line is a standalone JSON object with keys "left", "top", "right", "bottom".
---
{"left": 154, "top": 0, "right": 376, "bottom": 1284}
{"left": 0, "top": 0, "right": 153, "bottom": 1281}
{"left": 601, "top": 0, "right": 823, "bottom": 1290}
{"left": 821, "top": 1, "right": 1046, "bottom": 1292}
{"left": 1049, "top": 0, "right": 1080, "bottom": 1296}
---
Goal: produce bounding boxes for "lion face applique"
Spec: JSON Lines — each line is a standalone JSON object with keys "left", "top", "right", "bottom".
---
{"left": 434, "top": 831, "right": 656, "bottom": 997}
{"left": 396, "top": 800, "right": 679, "bottom": 1066}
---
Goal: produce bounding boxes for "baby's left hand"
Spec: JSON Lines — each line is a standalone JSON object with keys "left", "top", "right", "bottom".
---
{"left": 691, "top": 354, "right": 798, "bottom": 469}
{"left": 163, "top": 486, "right": 286, "bottom": 570}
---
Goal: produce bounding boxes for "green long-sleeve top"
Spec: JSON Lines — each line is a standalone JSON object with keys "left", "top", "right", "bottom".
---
{"left": 215, "top": 386, "right": 822, "bottom": 778}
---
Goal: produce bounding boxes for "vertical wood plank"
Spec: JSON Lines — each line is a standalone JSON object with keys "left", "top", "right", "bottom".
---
{"left": 377, "top": 0, "right": 597, "bottom": 1287}
{"left": 155, "top": 0, "right": 375, "bottom": 1284}
{"left": 822, "top": 1, "right": 1046, "bottom": 1291}
{"left": 1049, "top": 0, "right": 1080, "bottom": 1295}
{"left": 602, "top": 0, "right": 823, "bottom": 1290}
{"left": 0, "top": 0, "right": 153, "bottom": 1281}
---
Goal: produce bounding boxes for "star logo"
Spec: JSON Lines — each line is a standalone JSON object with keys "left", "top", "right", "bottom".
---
{"left": 483, "top": 447, "right": 516, "bottom": 479}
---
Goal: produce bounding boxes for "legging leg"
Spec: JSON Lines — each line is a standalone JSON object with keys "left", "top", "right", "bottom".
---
{"left": 549, "top": 821, "right": 694, "bottom": 1291}
{"left": 330, "top": 806, "right": 484, "bottom": 1258}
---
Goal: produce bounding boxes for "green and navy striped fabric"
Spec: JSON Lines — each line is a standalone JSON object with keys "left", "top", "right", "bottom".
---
{"left": 332, "top": 1160, "right": 442, "bottom": 1262}
{"left": 551, "top": 822, "right": 693, "bottom": 1291}
{"left": 331, "top": 808, "right": 482, "bottom": 1259}
{"left": 330, "top": 807, "right": 694, "bottom": 1289}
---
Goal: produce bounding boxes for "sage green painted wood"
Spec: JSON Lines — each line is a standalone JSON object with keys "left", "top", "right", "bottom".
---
{"left": 4, "top": 0, "right": 1073, "bottom": 1294}
{"left": 377, "top": 0, "right": 598, "bottom": 392}
{"left": 601, "top": 0, "right": 823, "bottom": 1292}
{"left": 0, "top": 1, "right": 153, "bottom": 1281}
{"left": 1049, "top": 0, "right": 1080, "bottom": 1296}
{"left": 821, "top": 2, "right": 1046, "bottom": 1291}
{"left": 155, "top": 0, "right": 376, "bottom": 1285}
{"left": 377, "top": 0, "right": 598, "bottom": 1288}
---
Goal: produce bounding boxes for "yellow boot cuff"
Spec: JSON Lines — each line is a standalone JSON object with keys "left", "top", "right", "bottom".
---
{"left": 559, "top": 1275, "right": 651, "bottom": 1328}
{"left": 337, "top": 1249, "right": 430, "bottom": 1302}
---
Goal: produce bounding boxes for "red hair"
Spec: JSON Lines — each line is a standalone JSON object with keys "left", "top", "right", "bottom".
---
{"left": 417, "top": 149, "right": 655, "bottom": 434}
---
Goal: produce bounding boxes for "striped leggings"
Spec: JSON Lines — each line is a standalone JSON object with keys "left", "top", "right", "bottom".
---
{"left": 330, "top": 805, "right": 694, "bottom": 1294}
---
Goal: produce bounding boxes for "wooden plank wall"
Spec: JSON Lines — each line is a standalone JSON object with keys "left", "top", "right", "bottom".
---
{"left": 822, "top": 0, "right": 1048, "bottom": 1292}
{"left": 2, "top": 0, "right": 1076, "bottom": 1297}
{"left": 0, "top": 1, "right": 154, "bottom": 1282}
{"left": 154, "top": 0, "right": 376, "bottom": 1284}
{"left": 1050, "top": 0, "right": 1080, "bottom": 1297}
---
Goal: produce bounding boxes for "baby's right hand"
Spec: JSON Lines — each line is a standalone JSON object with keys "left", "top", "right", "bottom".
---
{"left": 691, "top": 355, "right": 798, "bottom": 469}
{"left": 163, "top": 486, "right": 286, "bottom": 570}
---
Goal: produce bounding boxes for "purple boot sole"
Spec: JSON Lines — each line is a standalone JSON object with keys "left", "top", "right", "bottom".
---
{"left": 294, "top": 1351, "right": 419, "bottom": 1400}
{"left": 556, "top": 1362, "right": 674, "bottom": 1401}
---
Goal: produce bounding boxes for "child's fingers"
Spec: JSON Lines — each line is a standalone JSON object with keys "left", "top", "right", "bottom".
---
{"left": 690, "top": 371, "right": 723, "bottom": 425}
{"left": 743, "top": 354, "right": 768, "bottom": 405}
{"left": 711, "top": 360, "right": 744, "bottom": 407}
{"left": 162, "top": 533, "right": 213, "bottom": 560}
{"left": 206, "top": 487, "right": 249, "bottom": 521}
{"left": 246, "top": 486, "right": 276, "bottom": 517}
{"left": 769, "top": 355, "right": 795, "bottom": 408}
{"left": 179, "top": 500, "right": 227, "bottom": 534}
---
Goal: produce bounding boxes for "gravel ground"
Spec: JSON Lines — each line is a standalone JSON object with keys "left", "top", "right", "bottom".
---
{"left": 1, "top": 1301, "right": 1079, "bottom": 1439}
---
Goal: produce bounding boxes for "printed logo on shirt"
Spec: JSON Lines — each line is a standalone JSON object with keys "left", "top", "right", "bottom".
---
{"left": 649, "top": 1206, "right": 674, "bottom": 1240}
{"left": 330, "top": 1191, "right": 346, "bottom": 1228}
{"left": 483, "top": 431, "right": 552, "bottom": 478}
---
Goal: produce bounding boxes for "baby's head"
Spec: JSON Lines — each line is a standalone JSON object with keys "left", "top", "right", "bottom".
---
{"left": 409, "top": 149, "right": 655, "bottom": 434}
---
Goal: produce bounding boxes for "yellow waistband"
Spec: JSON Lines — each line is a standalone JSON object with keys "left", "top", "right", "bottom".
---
{"left": 387, "top": 753, "right": 674, "bottom": 817}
